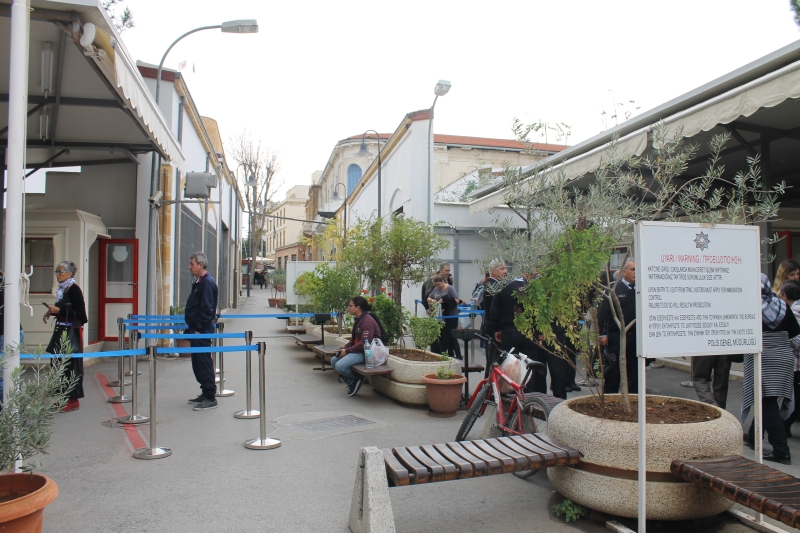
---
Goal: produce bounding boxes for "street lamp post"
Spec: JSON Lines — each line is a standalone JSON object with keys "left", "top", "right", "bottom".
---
{"left": 332, "top": 182, "right": 347, "bottom": 247}
{"left": 355, "top": 130, "right": 383, "bottom": 219}
{"left": 427, "top": 80, "right": 451, "bottom": 224}
{"left": 146, "top": 19, "right": 258, "bottom": 320}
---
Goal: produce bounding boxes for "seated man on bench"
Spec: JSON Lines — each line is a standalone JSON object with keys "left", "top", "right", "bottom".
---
{"left": 333, "top": 296, "right": 381, "bottom": 397}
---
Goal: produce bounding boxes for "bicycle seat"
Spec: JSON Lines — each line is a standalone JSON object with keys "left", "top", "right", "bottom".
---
{"left": 527, "top": 360, "right": 547, "bottom": 374}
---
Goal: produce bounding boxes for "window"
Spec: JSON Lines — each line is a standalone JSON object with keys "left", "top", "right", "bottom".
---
{"left": 291, "top": 254, "right": 297, "bottom": 261}
{"left": 347, "top": 164, "right": 362, "bottom": 194}
{"left": 25, "top": 238, "right": 54, "bottom": 293}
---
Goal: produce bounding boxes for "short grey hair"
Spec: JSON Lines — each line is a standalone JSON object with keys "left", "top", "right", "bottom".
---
{"left": 614, "top": 259, "right": 635, "bottom": 280}
{"left": 488, "top": 259, "right": 504, "bottom": 271}
{"left": 438, "top": 262, "right": 450, "bottom": 272}
{"left": 57, "top": 261, "right": 77, "bottom": 277}
{"left": 190, "top": 252, "right": 208, "bottom": 269}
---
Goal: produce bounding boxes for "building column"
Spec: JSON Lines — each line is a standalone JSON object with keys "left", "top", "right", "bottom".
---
{"left": 158, "top": 164, "right": 174, "bottom": 330}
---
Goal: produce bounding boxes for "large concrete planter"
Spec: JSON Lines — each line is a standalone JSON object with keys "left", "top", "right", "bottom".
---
{"left": 547, "top": 394, "right": 741, "bottom": 521}
{"left": 369, "top": 350, "right": 463, "bottom": 406}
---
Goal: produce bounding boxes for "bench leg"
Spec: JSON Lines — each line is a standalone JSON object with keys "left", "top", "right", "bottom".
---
{"left": 349, "top": 447, "right": 395, "bottom": 533}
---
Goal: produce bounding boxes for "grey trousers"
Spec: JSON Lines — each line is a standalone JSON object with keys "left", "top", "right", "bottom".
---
{"left": 692, "top": 355, "right": 732, "bottom": 409}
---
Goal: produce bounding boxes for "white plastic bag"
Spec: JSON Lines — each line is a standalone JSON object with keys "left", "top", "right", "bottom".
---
{"left": 458, "top": 314, "right": 471, "bottom": 330}
{"left": 371, "top": 339, "right": 390, "bottom": 366}
{"left": 499, "top": 356, "right": 526, "bottom": 394}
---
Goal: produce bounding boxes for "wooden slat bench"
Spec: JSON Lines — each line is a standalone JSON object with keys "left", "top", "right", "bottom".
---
{"left": 294, "top": 334, "right": 322, "bottom": 347}
{"left": 349, "top": 434, "right": 580, "bottom": 532}
{"left": 671, "top": 455, "right": 800, "bottom": 529}
{"left": 285, "top": 325, "right": 306, "bottom": 334}
{"left": 461, "top": 363, "right": 484, "bottom": 374}
{"left": 311, "top": 344, "right": 340, "bottom": 371}
{"left": 352, "top": 364, "right": 393, "bottom": 377}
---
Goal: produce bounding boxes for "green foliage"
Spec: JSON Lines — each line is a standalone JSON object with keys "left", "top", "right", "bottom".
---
{"left": 306, "top": 264, "right": 361, "bottom": 329}
{"left": 370, "top": 293, "right": 409, "bottom": 345}
{"left": 551, "top": 499, "right": 588, "bottom": 523}
{"left": 435, "top": 366, "right": 455, "bottom": 380}
{"left": 409, "top": 316, "right": 443, "bottom": 352}
{"left": 0, "top": 333, "right": 78, "bottom": 471}
{"left": 792, "top": 0, "right": 800, "bottom": 28}
{"left": 293, "top": 270, "right": 322, "bottom": 299}
{"left": 515, "top": 226, "right": 614, "bottom": 346}
{"left": 169, "top": 305, "right": 185, "bottom": 316}
{"left": 272, "top": 268, "right": 286, "bottom": 297}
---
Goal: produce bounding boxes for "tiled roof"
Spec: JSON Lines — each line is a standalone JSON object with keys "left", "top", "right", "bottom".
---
{"left": 344, "top": 132, "right": 567, "bottom": 152}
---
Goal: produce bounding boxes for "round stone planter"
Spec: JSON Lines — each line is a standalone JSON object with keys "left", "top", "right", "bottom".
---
{"left": 386, "top": 350, "right": 462, "bottom": 384}
{"left": 547, "top": 394, "right": 741, "bottom": 521}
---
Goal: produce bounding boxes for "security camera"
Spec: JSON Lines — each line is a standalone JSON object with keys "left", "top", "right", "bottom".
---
{"left": 149, "top": 191, "right": 163, "bottom": 207}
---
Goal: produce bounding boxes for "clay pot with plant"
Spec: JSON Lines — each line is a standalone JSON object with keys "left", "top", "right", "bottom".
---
{"left": 422, "top": 355, "right": 466, "bottom": 418}
{"left": 0, "top": 336, "right": 78, "bottom": 531}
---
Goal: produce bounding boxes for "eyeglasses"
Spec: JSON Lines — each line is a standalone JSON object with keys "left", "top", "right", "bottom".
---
{"left": 54, "top": 270, "right": 67, "bottom": 274}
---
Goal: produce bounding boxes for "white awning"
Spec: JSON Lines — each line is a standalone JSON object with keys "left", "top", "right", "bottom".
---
{"left": 657, "top": 59, "right": 800, "bottom": 147}
{"left": 469, "top": 130, "right": 648, "bottom": 214}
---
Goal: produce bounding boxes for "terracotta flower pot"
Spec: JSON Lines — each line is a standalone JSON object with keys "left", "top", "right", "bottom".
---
{"left": 421, "top": 374, "right": 466, "bottom": 418}
{"left": 0, "top": 473, "right": 59, "bottom": 532}
{"left": 268, "top": 298, "right": 280, "bottom": 308}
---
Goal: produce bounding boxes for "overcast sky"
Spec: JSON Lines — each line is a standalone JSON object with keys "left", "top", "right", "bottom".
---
{"left": 117, "top": 0, "right": 800, "bottom": 199}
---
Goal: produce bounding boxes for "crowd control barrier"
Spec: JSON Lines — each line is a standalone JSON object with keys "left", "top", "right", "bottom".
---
{"left": 108, "top": 317, "right": 131, "bottom": 402}
{"left": 234, "top": 331, "right": 259, "bottom": 419}
{"left": 214, "top": 322, "right": 234, "bottom": 397}
{"left": 133, "top": 346, "right": 172, "bottom": 460}
{"left": 244, "top": 341, "right": 281, "bottom": 450}
{"left": 119, "top": 329, "right": 149, "bottom": 425}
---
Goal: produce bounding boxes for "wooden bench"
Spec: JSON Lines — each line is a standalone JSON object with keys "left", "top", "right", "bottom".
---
{"left": 671, "top": 455, "right": 800, "bottom": 529}
{"left": 294, "top": 334, "right": 322, "bottom": 347}
{"left": 311, "top": 344, "right": 340, "bottom": 371}
{"left": 351, "top": 364, "right": 393, "bottom": 377}
{"left": 349, "top": 433, "right": 580, "bottom": 531}
{"left": 461, "top": 363, "right": 484, "bottom": 374}
{"left": 285, "top": 325, "right": 306, "bottom": 334}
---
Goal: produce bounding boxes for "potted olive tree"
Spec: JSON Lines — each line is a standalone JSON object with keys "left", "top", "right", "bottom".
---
{"left": 269, "top": 268, "right": 286, "bottom": 307}
{"left": 0, "top": 337, "right": 78, "bottom": 530}
{"left": 422, "top": 356, "right": 466, "bottom": 418}
{"left": 486, "top": 123, "right": 784, "bottom": 519}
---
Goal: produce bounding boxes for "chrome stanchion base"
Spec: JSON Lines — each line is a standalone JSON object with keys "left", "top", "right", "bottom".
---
{"left": 107, "top": 379, "right": 131, "bottom": 387}
{"left": 108, "top": 395, "right": 132, "bottom": 403}
{"left": 217, "top": 388, "right": 234, "bottom": 397}
{"left": 124, "top": 370, "right": 142, "bottom": 376}
{"left": 234, "top": 409, "right": 260, "bottom": 419}
{"left": 133, "top": 446, "right": 173, "bottom": 460}
{"left": 119, "top": 414, "right": 150, "bottom": 424}
{"left": 245, "top": 437, "right": 281, "bottom": 450}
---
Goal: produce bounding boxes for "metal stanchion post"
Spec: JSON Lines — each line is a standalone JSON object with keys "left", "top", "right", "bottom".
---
{"left": 120, "top": 330, "right": 149, "bottom": 424}
{"left": 215, "top": 317, "right": 220, "bottom": 374}
{"left": 234, "top": 330, "right": 258, "bottom": 419}
{"left": 133, "top": 346, "right": 172, "bottom": 459}
{"left": 245, "top": 341, "right": 281, "bottom": 450}
{"left": 216, "top": 322, "right": 233, "bottom": 396}
{"left": 108, "top": 317, "right": 126, "bottom": 387}
{"left": 109, "top": 317, "right": 132, "bottom": 403}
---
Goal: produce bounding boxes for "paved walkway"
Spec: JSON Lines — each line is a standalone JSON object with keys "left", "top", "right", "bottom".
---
{"left": 35, "top": 288, "right": 778, "bottom": 531}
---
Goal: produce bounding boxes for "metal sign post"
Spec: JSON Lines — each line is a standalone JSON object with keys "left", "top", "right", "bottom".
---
{"left": 245, "top": 341, "right": 281, "bottom": 450}
{"left": 234, "top": 330, "right": 259, "bottom": 419}
{"left": 133, "top": 346, "right": 172, "bottom": 460}
{"left": 634, "top": 221, "right": 762, "bottom": 532}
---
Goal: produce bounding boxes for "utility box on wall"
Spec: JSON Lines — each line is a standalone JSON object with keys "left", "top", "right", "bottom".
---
{"left": 184, "top": 172, "right": 217, "bottom": 199}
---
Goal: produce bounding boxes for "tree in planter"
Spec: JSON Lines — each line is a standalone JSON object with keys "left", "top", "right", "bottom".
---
{"left": 271, "top": 268, "right": 286, "bottom": 298}
{"left": 1, "top": 333, "right": 78, "bottom": 471}
{"left": 344, "top": 215, "right": 448, "bottom": 345}
{"left": 489, "top": 123, "right": 784, "bottom": 413}
{"left": 311, "top": 264, "right": 361, "bottom": 332}
{"left": 370, "top": 292, "right": 410, "bottom": 345}
{"left": 409, "top": 315, "right": 444, "bottom": 352}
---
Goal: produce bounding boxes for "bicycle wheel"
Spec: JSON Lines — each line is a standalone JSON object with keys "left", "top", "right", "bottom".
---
{"left": 505, "top": 397, "right": 551, "bottom": 479}
{"left": 455, "top": 383, "right": 490, "bottom": 441}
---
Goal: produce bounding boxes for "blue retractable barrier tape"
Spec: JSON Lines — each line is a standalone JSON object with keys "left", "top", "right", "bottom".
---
{"left": 124, "top": 318, "right": 186, "bottom": 324}
{"left": 156, "top": 345, "right": 257, "bottom": 355}
{"left": 218, "top": 312, "right": 338, "bottom": 319}
{"left": 125, "top": 325, "right": 188, "bottom": 330}
{"left": 21, "top": 348, "right": 147, "bottom": 359}
{"left": 140, "top": 333, "right": 246, "bottom": 340}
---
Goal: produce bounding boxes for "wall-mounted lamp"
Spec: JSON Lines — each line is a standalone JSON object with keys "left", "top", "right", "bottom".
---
{"left": 41, "top": 42, "right": 52, "bottom": 96}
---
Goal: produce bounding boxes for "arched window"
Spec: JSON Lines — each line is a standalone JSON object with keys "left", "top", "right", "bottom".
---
{"left": 347, "top": 164, "right": 362, "bottom": 194}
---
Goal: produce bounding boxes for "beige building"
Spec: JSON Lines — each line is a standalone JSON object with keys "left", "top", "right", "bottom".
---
{"left": 264, "top": 184, "right": 310, "bottom": 269}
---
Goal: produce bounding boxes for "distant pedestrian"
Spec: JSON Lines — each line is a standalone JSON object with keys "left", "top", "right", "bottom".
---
{"left": 773, "top": 259, "right": 800, "bottom": 295}
{"left": 333, "top": 297, "right": 381, "bottom": 396}
{"left": 427, "top": 275, "right": 461, "bottom": 359}
{"left": 44, "top": 261, "right": 86, "bottom": 412}
{"left": 185, "top": 252, "right": 219, "bottom": 411}
{"left": 481, "top": 260, "right": 506, "bottom": 376}
{"left": 598, "top": 259, "right": 638, "bottom": 394}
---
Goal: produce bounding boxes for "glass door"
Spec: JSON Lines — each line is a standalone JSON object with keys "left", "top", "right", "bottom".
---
{"left": 99, "top": 239, "right": 138, "bottom": 340}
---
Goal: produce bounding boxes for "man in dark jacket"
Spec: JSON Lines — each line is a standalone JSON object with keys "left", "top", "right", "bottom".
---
{"left": 598, "top": 259, "right": 638, "bottom": 394}
{"left": 185, "top": 251, "right": 219, "bottom": 410}
{"left": 481, "top": 260, "right": 506, "bottom": 376}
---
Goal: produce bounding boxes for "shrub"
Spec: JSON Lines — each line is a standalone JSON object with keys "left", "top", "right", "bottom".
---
{"left": 370, "top": 293, "right": 409, "bottom": 345}
{"left": 409, "top": 316, "right": 443, "bottom": 352}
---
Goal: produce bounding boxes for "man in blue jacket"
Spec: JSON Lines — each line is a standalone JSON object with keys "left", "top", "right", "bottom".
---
{"left": 185, "top": 252, "right": 219, "bottom": 411}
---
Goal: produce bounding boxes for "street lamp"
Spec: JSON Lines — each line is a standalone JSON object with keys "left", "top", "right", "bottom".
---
{"left": 355, "top": 130, "right": 383, "bottom": 219}
{"left": 146, "top": 19, "right": 258, "bottom": 320}
{"left": 427, "top": 79, "right": 451, "bottom": 224}
{"left": 332, "top": 182, "right": 348, "bottom": 247}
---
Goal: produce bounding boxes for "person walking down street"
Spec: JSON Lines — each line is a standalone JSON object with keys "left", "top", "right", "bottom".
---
{"left": 333, "top": 297, "right": 381, "bottom": 396}
{"left": 491, "top": 273, "right": 547, "bottom": 394}
{"left": 598, "top": 259, "right": 638, "bottom": 394}
{"left": 481, "top": 260, "right": 506, "bottom": 376}
{"left": 741, "top": 273, "right": 800, "bottom": 464}
{"left": 781, "top": 280, "right": 800, "bottom": 437}
{"left": 185, "top": 252, "right": 219, "bottom": 411}
{"left": 427, "top": 275, "right": 461, "bottom": 359}
{"left": 44, "top": 261, "right": 86, "bottom": 412}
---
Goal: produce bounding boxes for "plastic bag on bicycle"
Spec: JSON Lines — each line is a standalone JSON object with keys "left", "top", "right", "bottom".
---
{"left": 499, "top": 356, "right": 526, "bottom": 394}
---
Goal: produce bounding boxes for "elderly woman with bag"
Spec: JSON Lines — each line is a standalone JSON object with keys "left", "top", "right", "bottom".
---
{"left": 43, "top": 261, "right": 87, "bottom": 412}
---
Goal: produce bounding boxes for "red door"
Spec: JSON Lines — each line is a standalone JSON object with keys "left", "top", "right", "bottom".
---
{"left": 99, "top": 239, "right": 138, "bottom": 341}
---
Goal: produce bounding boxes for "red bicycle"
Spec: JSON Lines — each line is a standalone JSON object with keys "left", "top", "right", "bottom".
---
{"left": 456, "top": 334, "right": 550, "bottom": 476}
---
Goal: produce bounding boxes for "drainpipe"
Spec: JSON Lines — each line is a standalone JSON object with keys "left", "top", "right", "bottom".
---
{"left": 3, "top": 0, "right": 29, "bottom": 408}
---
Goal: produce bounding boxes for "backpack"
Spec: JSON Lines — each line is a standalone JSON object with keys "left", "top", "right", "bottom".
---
{"left": 368, "top": 312, "right": 391, "bottom": 345}
{"left": 471, "top": 282, "right": 485, "bottom": 308}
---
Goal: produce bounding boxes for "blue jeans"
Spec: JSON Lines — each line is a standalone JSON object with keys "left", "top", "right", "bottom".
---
{"left": 331, "top": 351, "right": 364, "bottom": 385}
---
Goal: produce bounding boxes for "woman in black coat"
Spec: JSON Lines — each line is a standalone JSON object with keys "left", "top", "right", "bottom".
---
{"left": 43, "top": 261, "right": 87, "bottom": 412}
